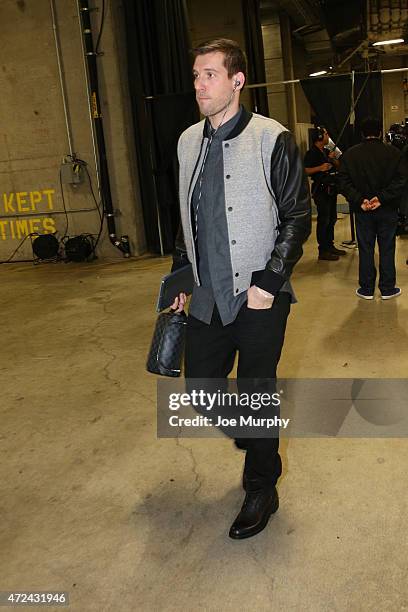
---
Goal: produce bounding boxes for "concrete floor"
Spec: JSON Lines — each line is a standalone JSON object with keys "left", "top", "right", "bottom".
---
{"left": 1, "top": 216, "right": 408, "bottom": 611}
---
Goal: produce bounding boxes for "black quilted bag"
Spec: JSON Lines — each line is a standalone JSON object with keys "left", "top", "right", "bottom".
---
{"left": 146, "top": 310, "right": 187, "bottom": 377}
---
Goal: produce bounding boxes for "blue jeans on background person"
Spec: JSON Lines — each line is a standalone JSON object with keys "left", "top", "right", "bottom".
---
{"left": 355, "top": 207, "right": 398, "bottom": 292}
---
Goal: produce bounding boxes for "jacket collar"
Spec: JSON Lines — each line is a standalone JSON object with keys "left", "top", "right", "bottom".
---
{"left": 203, "top": 106, "right": 253, "bottom": 140}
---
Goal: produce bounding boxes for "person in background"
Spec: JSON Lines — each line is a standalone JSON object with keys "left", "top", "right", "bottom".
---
{"left": 338, "top": 117, "right": 407, "bottom": 299}
{"left": 304, "top": 127, "right": 346, "bottom": 261}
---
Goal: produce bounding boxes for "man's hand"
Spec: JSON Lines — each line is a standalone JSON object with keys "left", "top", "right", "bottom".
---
{"left": 320, "top": 162, "right": 332, "bottom": 172}
{"left": 361, "top": 196, "right": 382, "bottom": 212}
{"left": 247, "top": 285, "right": 274, "bottom": 309}
{"left": 170, "top": 292, "right": 187, "bottom": 312}
{"left": 369, "top": 196, "right": 381, "bottom": 210}
{"left": 328, "top": 153, "right": 340, "bottom": 169}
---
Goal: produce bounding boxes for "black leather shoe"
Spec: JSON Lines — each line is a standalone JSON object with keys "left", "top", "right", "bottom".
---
{"left": 329, "top": 246, "right": 347, "bottom": 256}
{"left": 229, "top": 487, "right": 279, "bottom": 539}
{"left": 318, "top": 251, "right": 339, "bottom": 261}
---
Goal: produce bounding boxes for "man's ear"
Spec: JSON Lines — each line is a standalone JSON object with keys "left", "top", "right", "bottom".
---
{"left": 233, "top": 72, "right": 245, "bottom": 90}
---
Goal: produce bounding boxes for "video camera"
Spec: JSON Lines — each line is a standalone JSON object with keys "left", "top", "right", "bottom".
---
{"left": 386, "top": 122, "right": 408, "bottom": 151}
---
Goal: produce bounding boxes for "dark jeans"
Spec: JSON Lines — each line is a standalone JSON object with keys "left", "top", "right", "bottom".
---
{"left": 314, "top": 190, "right": 337, "bottom": 252}
{"left": 184, "top": 292, "right": 291, "bottom": 491}
{"left": 355, "top": 208, "right": 398, "bottom": 292}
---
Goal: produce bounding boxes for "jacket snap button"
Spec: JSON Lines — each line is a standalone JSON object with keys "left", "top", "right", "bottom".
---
{"left": 228, "top": 206, "right": 233, "bottom": 211}
{"left": 235, "top": 288, "right": 239, "bottom": 293}
{"left": 235, "top": 272, "right": 239, "bottom": 277}
{"left": 231, "top": 239, "right": 236, "bottom": 245}
{"left": 225, "top": 143, "right": 230, "bottom": 148}
{"left": 226, "top": 174, "right": 231, "bottom": 179}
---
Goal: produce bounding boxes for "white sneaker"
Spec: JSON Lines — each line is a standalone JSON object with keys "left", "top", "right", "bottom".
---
{"left": 356, "top": 288, "right": 374, "bottom": 300}
{"left": 381, "top": 288, "right": 402, "bottom": 300}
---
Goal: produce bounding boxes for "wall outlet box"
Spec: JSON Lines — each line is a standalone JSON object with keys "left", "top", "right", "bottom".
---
{"left": 60, "top": 162, "right": 83, "bottom": 185}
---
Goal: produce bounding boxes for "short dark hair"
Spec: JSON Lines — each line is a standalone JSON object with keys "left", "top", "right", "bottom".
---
{"left": 192, "top": 38, "right": 247, "bottom": 79}
{"left": 311, "top": 126, "right": 327, "bottom": 143}
{"left": 361, "top": 117, "right": 382, "bottom": 137}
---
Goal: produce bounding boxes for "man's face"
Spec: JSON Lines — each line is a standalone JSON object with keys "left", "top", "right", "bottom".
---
{"left": 193, "top": 52, "right": 236, "bottom": 117}
{"left": 322, "top": 129, "right": 329, "bottom": 145}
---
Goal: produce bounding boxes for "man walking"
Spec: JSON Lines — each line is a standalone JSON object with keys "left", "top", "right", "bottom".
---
{"left": 338, "top": 117, "right": 406, "bottom": 299}
{"left": 172, "top": 39, "right": 310, "bottom": 539}
{"left": 304, "top": 127, "right": 345, "bottom": 260}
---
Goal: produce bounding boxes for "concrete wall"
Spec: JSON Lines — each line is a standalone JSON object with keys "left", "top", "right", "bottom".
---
{"left": 292, "top": 38, "right": 313, "bottom": 125}
{"left": 381, "top": 54, "right": 407, "bottom": 131}
{"left": 186, "top": 0, "right": 252, "bottom": 113}
{"left": 0, "top": 0, "right": 145, "bottom": 262}
{"left": 187, "top": 0, "right": 245, "bottom": 50}
{"left": 383, "top": 71, "right": 406, "bottom": 130}
{"left": 260, "top": 9, "right": 313, "bottom": 131}
{"left": 261, "top": 10, "right": 287, "bottom": 126}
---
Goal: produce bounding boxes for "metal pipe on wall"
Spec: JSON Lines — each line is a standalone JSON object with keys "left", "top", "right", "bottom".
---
{"left": 76, "top": 0, "right": 130, "bottom": 256}
{"left": 246, "top": 66, "right": 408, "bottom": 88}
{"left": 280, "top": 12, "right": 298, "bottom": 134}
{"left": 381, "top": 67, "right": 408, "bottom": 72}
{"left": 50, "top": 0, "right": 74, "bottom": 156}
{"left": 76, "top": 0, "right": 102, "bottom": 204}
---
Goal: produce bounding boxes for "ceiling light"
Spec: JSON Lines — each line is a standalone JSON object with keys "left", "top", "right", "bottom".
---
{"left": 309, "top": 70, "right": 327, "bottom": 77}
{"left": 372, "top": 38, "right": 404, "bottom": 46}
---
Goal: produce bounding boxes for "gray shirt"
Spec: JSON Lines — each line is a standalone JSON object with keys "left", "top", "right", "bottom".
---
{"left": 189, "top": 108, "right": 247, "bottom": 326}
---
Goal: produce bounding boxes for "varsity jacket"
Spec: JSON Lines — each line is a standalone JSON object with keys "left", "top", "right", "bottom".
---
{"left": 174, "top": 107, "right": 311, "bottom": 297}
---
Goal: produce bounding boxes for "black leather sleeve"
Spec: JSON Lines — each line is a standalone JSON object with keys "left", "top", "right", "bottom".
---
{"left": 255, "top": 131, "right": 311, "bottom": 294}
{"left": 171, "top": 224, "right": 190, "bottom": 272}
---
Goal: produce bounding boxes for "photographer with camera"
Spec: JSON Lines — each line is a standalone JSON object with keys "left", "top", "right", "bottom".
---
{"left": 304, "top": 126, "right": 346, "bottom": 261}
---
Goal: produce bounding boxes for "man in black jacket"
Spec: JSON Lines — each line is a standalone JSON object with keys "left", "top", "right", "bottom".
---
{"left": 339, "top": 117, "right": 406, "bottom": 300}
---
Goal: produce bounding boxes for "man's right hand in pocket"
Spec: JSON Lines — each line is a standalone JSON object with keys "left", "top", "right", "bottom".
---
{"left": 171, "top": 292, "right": 187, "bottom": 312}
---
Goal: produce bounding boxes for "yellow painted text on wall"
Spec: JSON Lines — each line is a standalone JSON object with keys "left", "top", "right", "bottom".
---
{"left": 0, "top": 189, "right": 57, "bottom": 240}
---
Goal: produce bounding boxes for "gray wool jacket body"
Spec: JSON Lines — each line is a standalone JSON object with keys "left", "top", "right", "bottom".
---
{"left": 176, "top": 108, "right": 311, "bottom": 302}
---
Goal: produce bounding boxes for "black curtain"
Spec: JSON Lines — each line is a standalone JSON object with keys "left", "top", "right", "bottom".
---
{"left": 353, "top": 71, "right": 383, "bottom": 144}
{"left": 241, "top": 0, "right": 269, "bottom": 116}
{"left": 122, "top": 0, "right": 198, "bottom": 254}
{"left": 147, "top": 92, "right": 198, "bottom": 252}
{"left": 300, "top": 72, "right": 383, "bottom": 151}
{"left": 301, "top": 74, "right": 353, "bottom": 150}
